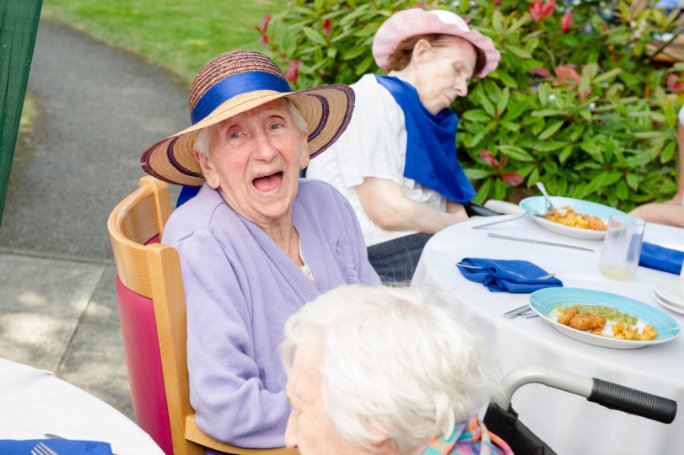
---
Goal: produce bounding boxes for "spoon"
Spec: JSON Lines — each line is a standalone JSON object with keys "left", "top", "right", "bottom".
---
{"left": 535, "top": 182, "right": 565, "bottom": 215}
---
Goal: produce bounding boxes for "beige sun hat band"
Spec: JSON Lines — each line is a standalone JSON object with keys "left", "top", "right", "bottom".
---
{"left": 141, "top": 85, "right": 354, "bottom": 186}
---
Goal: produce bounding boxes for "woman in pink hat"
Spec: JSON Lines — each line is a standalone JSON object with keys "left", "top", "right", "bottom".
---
{"left": 306, "top": 8, "right": 501, "bottom": 283}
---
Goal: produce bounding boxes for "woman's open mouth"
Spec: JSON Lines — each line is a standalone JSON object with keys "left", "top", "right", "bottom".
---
{"left": 252, "top": 171, "right": 284, "bottom": 193}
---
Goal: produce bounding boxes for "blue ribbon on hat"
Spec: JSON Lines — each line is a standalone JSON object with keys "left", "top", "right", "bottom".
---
{"left": 190, "top": 71, "right": 292, "bottom": 124}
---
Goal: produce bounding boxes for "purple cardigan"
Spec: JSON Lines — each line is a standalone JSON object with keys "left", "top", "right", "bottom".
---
{"left": 162, "top": 180, "right": 380, "bottom": 448}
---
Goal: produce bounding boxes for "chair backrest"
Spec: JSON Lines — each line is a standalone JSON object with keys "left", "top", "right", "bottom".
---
{"left": 108, "top": 176, "right": 296, "bottom": 455}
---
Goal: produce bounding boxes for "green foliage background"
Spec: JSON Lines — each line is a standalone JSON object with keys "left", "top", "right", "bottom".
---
{"left": 264, "top": 0, "right": 684, "bottom": 208}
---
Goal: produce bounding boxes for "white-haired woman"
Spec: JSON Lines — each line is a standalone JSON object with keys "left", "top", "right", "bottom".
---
{"left": 306, "top": 8, "right": 501, "bottom": 283}
{"left": 140, "top": 50, "right": 380, "bottom": 449}
{"left": 280, "top": 285, "right": 513, "bottom": 454}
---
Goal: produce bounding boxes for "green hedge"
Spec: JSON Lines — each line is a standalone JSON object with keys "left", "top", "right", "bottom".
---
{"left": 262, "top": 0, "right": 684, "bottom": 208}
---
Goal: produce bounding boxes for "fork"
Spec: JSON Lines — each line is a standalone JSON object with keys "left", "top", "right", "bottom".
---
{"left": 31, "top": 442, "right": 59, "bottom": 455}
{"left": 503, "top": 304, "right": 538, "bottom": 319}
{"left": 536, "top": 182, "right": 566, "bottom": 216}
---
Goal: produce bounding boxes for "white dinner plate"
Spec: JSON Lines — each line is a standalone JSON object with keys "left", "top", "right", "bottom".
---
{"left": 654, "top": 294, "right": 684, "bottom": 316}
{"left": 654, "top": 280, "right": 684, "bottom": 308}
{"left": 529, "top": 287, "right": 680, "bottom": 349}
{"left": 519, "top": 196, "right": 628, "bottom": 240}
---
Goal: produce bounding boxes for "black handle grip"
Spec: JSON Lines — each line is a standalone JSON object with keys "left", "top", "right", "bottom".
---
{"left": 588, "top": 378, "right": 677, "bottom": 423}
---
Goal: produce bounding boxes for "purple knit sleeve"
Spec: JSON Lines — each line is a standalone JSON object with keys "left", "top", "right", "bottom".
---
{"left": 177, "top": 231, "right": 290, "bottom": 448}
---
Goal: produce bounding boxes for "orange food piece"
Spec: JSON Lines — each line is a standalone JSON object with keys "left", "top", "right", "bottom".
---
{"left": 545, "top": 206, "right": 607, "bottom": 231}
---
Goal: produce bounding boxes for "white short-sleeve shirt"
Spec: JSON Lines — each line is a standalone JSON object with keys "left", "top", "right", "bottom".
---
{"left": 306, "top": 74, "right": 446, "bottom": 246}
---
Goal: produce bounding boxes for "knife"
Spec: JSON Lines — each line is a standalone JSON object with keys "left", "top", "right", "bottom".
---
{"left": 486, "top": 232, "right": 595, "bottom": 252}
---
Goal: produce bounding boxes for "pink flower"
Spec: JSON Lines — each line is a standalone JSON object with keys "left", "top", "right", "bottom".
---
{"left": 480, "top": 150, "right": 499, "bottom": 168}
{"left": 323, "top": 18, "right": 332, "bottom": 37}
{"left": 285, "top": 60, "right": 302, "bottom": 83}
{"left": 529, "top": 0, "right": 555, "bottom": 23}
{"left": 561, "top": 11, "right": 572, "bottom": 33}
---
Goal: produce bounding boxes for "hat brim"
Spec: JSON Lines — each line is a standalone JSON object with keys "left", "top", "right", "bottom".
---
{"left": 141, "top": 84, "right": 355, "bottom": 186}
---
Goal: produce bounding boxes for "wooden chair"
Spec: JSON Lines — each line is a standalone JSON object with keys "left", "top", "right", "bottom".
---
{"left": 107, "top": 176, "right": 296, "bottom": 455}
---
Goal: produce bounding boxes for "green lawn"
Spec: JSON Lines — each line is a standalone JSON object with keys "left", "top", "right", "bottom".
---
{"left": 41, "top": 0, "right": 283, "bottom": 82}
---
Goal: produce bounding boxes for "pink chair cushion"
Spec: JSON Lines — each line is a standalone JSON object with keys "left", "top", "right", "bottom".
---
{"left": 116, "top": 276, "right": 173, "bottom": 455}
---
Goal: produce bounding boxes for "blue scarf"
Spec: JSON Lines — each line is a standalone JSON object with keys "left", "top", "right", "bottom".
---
{"left": 375, "top": 75, "right": 475, "bottom": 203}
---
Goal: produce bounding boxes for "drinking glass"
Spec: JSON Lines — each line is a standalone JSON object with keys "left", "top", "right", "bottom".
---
{"left": 599, "top": 214, "right": 645, "bottom": 280}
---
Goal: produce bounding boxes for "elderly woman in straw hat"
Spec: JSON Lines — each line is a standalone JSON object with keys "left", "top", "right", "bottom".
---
{"left": 306, "top": 8, "right": 501, "bottom": 283}
{"left": 280, "top": 285, "right": 513, "bottom": 455}
{"left": 141, "top": 50, "right": 380, "bottom": 449}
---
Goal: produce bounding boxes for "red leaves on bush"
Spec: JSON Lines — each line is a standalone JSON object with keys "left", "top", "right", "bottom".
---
{"left": 667, "top": 73, "right": 684, "bottom": 93}
{"left": 480, "top": 149, "right": 499, "bottom": 168}
{"left": 256, "top": 14, "right": 271, "bottom": 46}
{"left": 561, "top": 11, "right": 573, "bottom": 33}
{"left": 551, "top": 64, "right": 591, "bottom": 99}
{"left": 502, "top": 172, "right": 524, "bottom": 186}
{"left": 323, "top": 18, "right": 332, "bottom": 37}
{"left": 480, "top": 150, "right": 523, "bottom": 186}
{"left": 286, "top": 60, "right": 302, "bottom": 83}
{"left": 554, "top": 64, "right": 580, "bottom": 84}
{"left": 260, "top": 14, "right": 271, "bottom": 33}
{"left": 532, "top": 67, "right": 552, "bottom": 78}
{"left": 529, "top": 0, "right": 555, "bottom": 23}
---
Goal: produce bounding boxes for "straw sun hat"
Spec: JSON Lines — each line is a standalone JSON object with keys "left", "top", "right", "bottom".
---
{"left": 141, "top": 50, "right": 354, "bottom": 186}
{"left": 372, "top": 9, "right": 501, "bottom": 78}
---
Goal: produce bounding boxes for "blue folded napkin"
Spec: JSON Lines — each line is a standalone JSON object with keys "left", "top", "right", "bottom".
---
{"left": 639, "top": 241, "right": 684, "bottom": 275}
{"left": 456, "top": 258, "right": 563, "bottom": 293}
{"left": 0, "top": 439, "right": 112, "bottom": 455}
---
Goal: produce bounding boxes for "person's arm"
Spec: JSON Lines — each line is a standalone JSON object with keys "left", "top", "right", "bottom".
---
{"left": 357, "top": 177, "right": 468, "bottom": 234}
{"left": 668, "top": 122, "right": 684, "bottom": 204}
{"left": 177, "top": 232, "right": 289, "bottom": 448}
{"left": 630, "top": 202, "right": 684, "bottom": 228}
{"left": 446, "top": 200, "right": 468, "bottom": 217}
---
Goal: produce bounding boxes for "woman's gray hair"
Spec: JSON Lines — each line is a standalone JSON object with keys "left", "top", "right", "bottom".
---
{"left": 193, "top": 99, "right": 309, "bottom": 157}
{"left": 280, "top": 285, "right": 500, "bottom": 454}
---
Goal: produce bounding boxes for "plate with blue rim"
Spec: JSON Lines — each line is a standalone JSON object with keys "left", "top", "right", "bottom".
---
{"left": 529, "top": 287, "right": 680, "bottom": 349}
{"left": 519, "top": 196, "right": 628, "bottom": 240}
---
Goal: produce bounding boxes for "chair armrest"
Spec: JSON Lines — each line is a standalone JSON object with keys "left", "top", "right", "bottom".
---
{"left": 185, "top": 415, "right": 298, "bottom": 454}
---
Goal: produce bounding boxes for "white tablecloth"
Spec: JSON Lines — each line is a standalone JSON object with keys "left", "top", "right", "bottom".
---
{"left": 0, "top": 357, "right": 164, "bottom": 455}
{"left": 412, "top": 215, "right": 684, "bottom": 454}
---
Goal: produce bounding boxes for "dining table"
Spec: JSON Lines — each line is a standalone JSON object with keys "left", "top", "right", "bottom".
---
{"left": 412, "top": 214, "right": 684, "bottom": 454}
{"left": 0, "top": 357, "right": 164, "bottom": 455}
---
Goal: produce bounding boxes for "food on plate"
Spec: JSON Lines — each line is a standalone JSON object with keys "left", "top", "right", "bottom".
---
{"left": 554, "top": 305, "right": 658, "bottom": 341}
{"left": 545, "top": 206, "right": 607, "bottom": 231}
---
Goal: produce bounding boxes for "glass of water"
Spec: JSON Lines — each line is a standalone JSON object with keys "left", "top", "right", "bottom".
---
{"left": 599, "top": 214, "right": 645, "bottom": 280}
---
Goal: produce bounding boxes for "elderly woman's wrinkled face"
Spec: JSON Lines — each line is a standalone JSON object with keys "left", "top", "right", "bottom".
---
{"left": 413, "top": 36, "right": 477, "bottom": 114}
{"left": 285, "top": 342, "right": 383, "bottom": 455}
{"left": 196, "top": 99, "right": 309, "bottom": 228}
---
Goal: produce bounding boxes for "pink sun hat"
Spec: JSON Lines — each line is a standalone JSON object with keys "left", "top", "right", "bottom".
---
{"left": 372, "top": 8, "right": 501, "bottom": 78}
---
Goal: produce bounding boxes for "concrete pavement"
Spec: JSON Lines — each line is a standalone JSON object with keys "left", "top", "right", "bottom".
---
{"left": 0, "top": 20, "right": 187, "bottom": 421}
